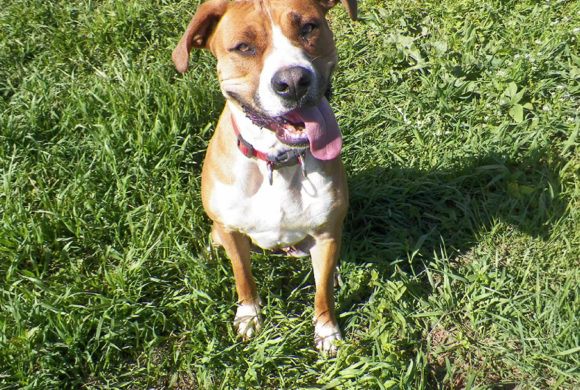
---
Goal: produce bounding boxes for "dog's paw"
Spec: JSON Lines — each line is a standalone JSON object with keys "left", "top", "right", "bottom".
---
{"left": 314, "top": 320, "right": 342, "bottom": 356}
{"left": 234, "top": 303, "right": 262, "bottom": 340}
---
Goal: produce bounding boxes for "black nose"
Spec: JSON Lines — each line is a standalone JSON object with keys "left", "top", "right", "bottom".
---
{"left": 271, "top": 66, "right": 313, "bottom": 102}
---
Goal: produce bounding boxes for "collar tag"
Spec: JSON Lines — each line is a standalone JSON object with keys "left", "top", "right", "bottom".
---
{"left": 298, "top": 154, "right": 307, "bottom": 177}
{"left": 267, "top": 162, "right": 274, "bottom": 185}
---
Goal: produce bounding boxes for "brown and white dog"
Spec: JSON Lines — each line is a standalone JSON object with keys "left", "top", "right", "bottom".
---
{"left": 172, "top": 0, "right": 356, "bottom": 354}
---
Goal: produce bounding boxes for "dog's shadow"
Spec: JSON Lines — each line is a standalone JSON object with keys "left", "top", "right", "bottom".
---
{"left": 338, "top": 149, "right": 568, "bottom": 308}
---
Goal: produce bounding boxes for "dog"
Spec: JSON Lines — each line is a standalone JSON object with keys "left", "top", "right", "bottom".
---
{"left": 172, "top": 0, "right": 357, "bottom": 354}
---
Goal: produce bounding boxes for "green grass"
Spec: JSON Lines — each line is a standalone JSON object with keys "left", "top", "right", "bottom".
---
{"left": 0, "top": 0, "right": 578, "bottom": 388}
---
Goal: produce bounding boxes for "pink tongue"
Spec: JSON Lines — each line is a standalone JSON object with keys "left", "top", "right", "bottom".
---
{"left": 285, "top": 97, "right": 342, "bottom": 160}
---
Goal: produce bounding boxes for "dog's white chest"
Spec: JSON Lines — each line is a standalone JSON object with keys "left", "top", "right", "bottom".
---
{"left": 209, "top": 158, "right": 335, "bottom": 249}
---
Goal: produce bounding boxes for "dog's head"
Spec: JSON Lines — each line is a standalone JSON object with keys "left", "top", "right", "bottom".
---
{"left": 173, "top": 0, "right": 356, "bottom": 118}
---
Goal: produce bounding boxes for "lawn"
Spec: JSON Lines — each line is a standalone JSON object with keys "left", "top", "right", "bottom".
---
{"left": 0, "top": 0, "right": 578, "bottom": 388}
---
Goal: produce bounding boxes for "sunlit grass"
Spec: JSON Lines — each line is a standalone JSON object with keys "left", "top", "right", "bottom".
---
{"left": 1, "top": 0, "right": 578, "bottom": 388}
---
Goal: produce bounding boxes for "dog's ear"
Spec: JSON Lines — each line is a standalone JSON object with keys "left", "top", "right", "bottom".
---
{"left": 319, "top": 0, "right": 357, "bottom": 21}
{"left": 172, "top": 0, "right": 229, "bottom": 74}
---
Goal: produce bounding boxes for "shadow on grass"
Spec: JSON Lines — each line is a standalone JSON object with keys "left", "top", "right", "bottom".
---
{"left": 343, "top": 148, "right": 567, "bottom": 271}
{"left": 337, "top": 149, "right": 568, "bottom": 384}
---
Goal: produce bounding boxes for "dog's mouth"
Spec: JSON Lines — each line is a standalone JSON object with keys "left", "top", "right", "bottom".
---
{"left": 276, "top": 119, "right": 310, "bottom": 148}
{"left": 243, "top": 98, "right": 343, "bottom": 161}
{"left": 243, "top": 108, "right": 309, "bottom": 147}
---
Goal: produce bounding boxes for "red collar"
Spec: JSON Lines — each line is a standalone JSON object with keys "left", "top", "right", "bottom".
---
{"left": 231, "top": 114, "right": 271, "bottom": 162}
{"left": 230, "top": 114, "right": 307, "bottom": 184}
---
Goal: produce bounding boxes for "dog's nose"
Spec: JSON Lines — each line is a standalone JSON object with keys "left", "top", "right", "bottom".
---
{"left": 271, "top": 66, "right": 313, "bottom": 102}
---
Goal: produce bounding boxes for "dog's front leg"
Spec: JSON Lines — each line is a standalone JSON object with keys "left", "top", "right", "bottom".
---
{"left": 310, "top": 231, "right": 343, "bottom": 355}
{"left": 212, "top": 223, "right": 262, "bottom": 339}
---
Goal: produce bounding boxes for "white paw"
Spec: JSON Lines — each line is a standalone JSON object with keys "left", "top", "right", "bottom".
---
{"left": 234, "top": 303, "right": 262, "bottom": 340}
{"left": 314, "top": 320, "right": 342, "bottom": 355}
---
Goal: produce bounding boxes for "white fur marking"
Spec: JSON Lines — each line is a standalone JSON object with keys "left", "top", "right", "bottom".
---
{"left": 210, "top": 152, "right": 334, "bottom": 250}
{"left": 314, "top": 320, "right": 342, "bottom": 355}
{"left": 234, "top": 302, "right": 262, "bottom": 339}
{"left": 257, "top": 25, "right": 317, "bottom": 117}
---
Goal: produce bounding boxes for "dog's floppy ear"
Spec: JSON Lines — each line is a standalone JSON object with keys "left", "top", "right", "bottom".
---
{"left": 319, "top": 0, "right": 358, "bottom": 21}
{"left": 172, "top": 0, "right": 229, "bottom": 74}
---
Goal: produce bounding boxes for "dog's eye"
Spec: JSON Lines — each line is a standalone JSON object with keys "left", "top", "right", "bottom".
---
{"left": 300, "top": 23, "right": 318, "bottom": 37}
{"left": 232, "top": 42, "right": 254, "bottom": 55}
